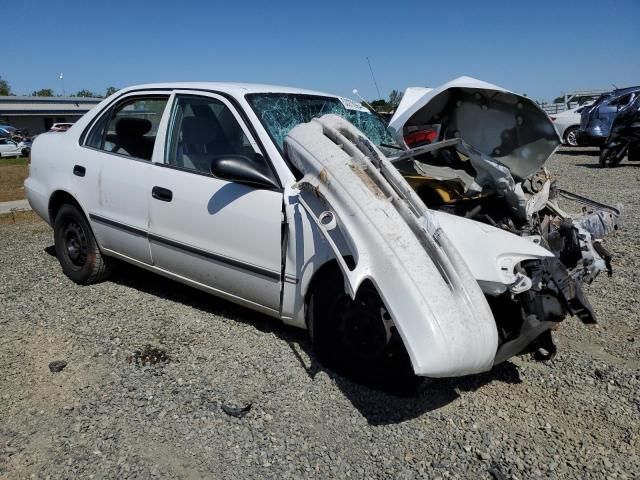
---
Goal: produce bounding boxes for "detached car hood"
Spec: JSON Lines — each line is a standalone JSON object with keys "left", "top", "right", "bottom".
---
{"left": 388, "top": 76, "right": 561, "bottom": 180}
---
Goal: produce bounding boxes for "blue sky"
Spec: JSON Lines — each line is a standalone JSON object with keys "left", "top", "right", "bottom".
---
{"left": 4, "top": 0, "right": 639, "bottom": 102}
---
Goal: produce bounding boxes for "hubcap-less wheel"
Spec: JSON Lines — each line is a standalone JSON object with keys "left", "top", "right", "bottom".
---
{"left": 332, "top": 286, "right": 390, "bottom": 360}
{"left": 53, "top": 204, "right": 113, "bottom": 285}
{"left": 600, "top": 147, "right": 623, "bottom": 168}
{"left": 565, "top": 127, "right": 579, "bottom": 147}
{"left": 63, "top": 219, "right": 89, "bottom": 267}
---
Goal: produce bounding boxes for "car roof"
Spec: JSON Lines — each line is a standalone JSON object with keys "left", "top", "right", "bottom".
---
{"left": 612, "top": 86, "right": 640, "bottom": 95}
{"left": 118, "top": 82, "right": 338, "bottom": 98}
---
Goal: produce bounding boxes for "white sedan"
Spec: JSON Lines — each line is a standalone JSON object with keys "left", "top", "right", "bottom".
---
{"left": 550, "top": 106, "right": 590, "bottom": 146}
{"left": 0, "top": 137, "right": 23, "bottom": 157}
{"left": 25, "top": 81, "right": 615, "bottom": 388}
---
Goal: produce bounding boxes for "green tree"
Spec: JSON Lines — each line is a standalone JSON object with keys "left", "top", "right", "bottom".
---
{"left": 76, "top": 89, "right": 98, "bottom": 98}
{"left": 105, "top": 86, "right": 118, "bottom": 97}
{"left": 31, "top": 88, "right": 54, "bottom": 97}
{"left": 369, "top": 99, "right": 392, "bottom": 112}
{"left": 0, "top": 76, "right": 10, "bottom": 96}
{"left": 388, "top": 89, "right": 403, "bottom": 109}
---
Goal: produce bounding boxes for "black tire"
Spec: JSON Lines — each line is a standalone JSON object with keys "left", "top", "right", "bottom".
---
{"left": 599, "top": 146, "right": 624, "bottom": 168}
{"left": 564, "top": 126, "right": 579, "bottom": 147}
{"left": 628, "top": 143, "right": 640, "bottom": 162}
{"left": 309, "top": 268, "right": 421, "bottom": 394}
{"left": 53, "top": 204, "right": 112, "bottom": 284}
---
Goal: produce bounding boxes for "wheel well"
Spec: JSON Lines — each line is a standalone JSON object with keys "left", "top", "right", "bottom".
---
{"left": 48, "top": 190, "right": 82, "bottom": 223}
{"left": 303, "top": 255, "right": 358, "bottom": 328}
{"left": 304, "top": 260, "right": 342, "bottom": 320}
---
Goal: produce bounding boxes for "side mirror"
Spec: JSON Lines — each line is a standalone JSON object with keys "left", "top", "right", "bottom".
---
{"left": 210, "top": 154, "right": 279, "bottom": 190}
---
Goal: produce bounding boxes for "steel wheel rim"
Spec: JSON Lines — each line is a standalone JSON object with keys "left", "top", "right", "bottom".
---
{"left": 63, "top": 219, "right": 88, "bottom": 267}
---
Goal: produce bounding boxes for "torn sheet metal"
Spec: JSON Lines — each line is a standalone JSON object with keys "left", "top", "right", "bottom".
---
{"left": 388, "top": 76, "right": 561, "bottom": 180}
{"left": 431, "top": 210, "right": 554, "bottom": 296}
{"left": 284, "top": 115, "right": 505, "bottom": 377}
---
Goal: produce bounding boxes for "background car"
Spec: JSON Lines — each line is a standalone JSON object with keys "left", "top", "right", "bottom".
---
{"left": 17, "top": 138, "right": 32, "bottom": 156}
{"left": 0, "top": 137, "right": 23, "bottom": 157}
{"left": 550, "top": 106, "right": 590, "bottom": 146}
{"left": 578, "top": 86, "right": 640, "bottom": 146}
{"left": 0, "top": 124, "right": 18, "bottom": 138}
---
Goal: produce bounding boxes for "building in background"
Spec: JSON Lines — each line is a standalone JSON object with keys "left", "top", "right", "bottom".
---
{"left": 0, "top": 96, "right": 101, "bottom": 135}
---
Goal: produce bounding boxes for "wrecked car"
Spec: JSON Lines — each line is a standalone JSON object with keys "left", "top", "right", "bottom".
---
{"left": 25, "top": 80, "right": 620, "bottom": 389}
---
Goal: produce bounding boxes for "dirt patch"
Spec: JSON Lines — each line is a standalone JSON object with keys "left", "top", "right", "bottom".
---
{"left": 0, "top": 210, "right": 40, "bottom": 225}
{"left": 0, "top": 164, "right": 29, "bottom": 202}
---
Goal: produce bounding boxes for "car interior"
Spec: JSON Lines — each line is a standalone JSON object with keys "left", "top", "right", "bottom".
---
{"left": 106, "top": 117, "right": 155, "bottom": 160}
{"left": 169, "top": 97, "right": 258, "bottom": 174}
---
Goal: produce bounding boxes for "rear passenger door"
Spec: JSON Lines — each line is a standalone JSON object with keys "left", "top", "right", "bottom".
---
{"left": 148, "top": 92, "right": 283, "bottom": 313}
{"left": 81, "top": 93, "right": 171, "bottom": 264}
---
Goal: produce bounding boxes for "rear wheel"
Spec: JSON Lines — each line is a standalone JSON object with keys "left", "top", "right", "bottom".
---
{"left": 53, "top": 204, "right": 113, "bottom": 284}
{"left": 599, "top": 146, "right": 624, "bottom": 168}
{"left": 309, "top": 268, "right": 420, "bottom": 393}
{"left": 564, "top": 126, "right": 579, "bottom": 147}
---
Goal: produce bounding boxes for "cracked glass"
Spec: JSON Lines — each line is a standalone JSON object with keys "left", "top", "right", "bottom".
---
{"left": 246, "top": 93, "right": 399, "bottom": 154}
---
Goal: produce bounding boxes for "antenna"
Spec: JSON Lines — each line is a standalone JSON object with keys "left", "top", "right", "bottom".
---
{"left": 352, "top": 88, "right": 391, "bottom": 126}
{"left": 366, "top": 57, "right": 382, "bottom": 100}
{"left": 352, "top": 89, "right": 377, "bottom": 112}
{"left": 59, "top": 73, "right": 65, "bottom": 96}
{"left": 611, "top": 83, "right": 619, "bottom": 90}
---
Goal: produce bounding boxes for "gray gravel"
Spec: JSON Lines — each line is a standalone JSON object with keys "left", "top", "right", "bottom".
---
{"left": 1, "top": 147, "right": 639, "bottom": 479}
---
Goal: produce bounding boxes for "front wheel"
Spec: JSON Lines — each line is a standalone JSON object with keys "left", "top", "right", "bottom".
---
{"left": 309, "top": 269, "right": 420, "bottom": 393}
{"left": 599, "top": 146, "right": 624, "bottom": 168}
{"left": 53, "top": 204, "right": 113, "bottom": 284}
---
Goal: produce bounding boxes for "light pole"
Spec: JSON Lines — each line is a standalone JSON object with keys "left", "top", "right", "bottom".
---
{"left": 59, "top": 73, "right": 65, "bottom": 96}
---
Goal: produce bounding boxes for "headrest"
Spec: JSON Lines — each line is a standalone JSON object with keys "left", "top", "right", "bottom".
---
{"left": 116, "top": 117, "right": 152, "bottom": 137}
{"left": 181, "top": 116, "right": 221, "bottom": 145}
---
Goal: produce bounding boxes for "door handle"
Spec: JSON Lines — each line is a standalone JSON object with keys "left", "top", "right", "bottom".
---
{"left": 152, "top": 186, "right": 173, "bottom": 202}
{"left": 73, "top": 165, "right": 86, "bottom": 177}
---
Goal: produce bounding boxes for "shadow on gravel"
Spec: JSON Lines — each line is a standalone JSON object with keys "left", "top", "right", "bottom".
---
{"left": 104, "top": 261, "right": 521, "bottom": 425}
{"left": 559, "top": 148, "right": 599, "bottom": 156}
{"left": 576, "top": 162, "right": 640, "bottom": 169}
{"left": 330, "top": 362, "right": 521, "bottom": 425}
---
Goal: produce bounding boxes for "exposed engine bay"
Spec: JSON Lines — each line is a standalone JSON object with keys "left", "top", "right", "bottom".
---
{"left": 387, "top": 77, "right": 622, "bottom": 360}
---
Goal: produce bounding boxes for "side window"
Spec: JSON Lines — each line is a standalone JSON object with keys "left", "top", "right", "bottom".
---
{"left": 165, "top": 95, "right": 259, "bottom": 174}
{"left": 85, "top": 96, "right": 168, "bottom": 160}
{"left": 609, "top": 94, "right": 631, "bottom": 107}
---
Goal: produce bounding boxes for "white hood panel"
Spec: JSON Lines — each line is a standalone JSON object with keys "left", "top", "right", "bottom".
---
{"left": 389, "top": 76, "right": 561, "bottom": 179}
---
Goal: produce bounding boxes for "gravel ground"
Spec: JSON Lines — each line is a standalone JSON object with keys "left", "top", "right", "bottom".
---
{"left": 1, "top": 147, "right": 638, "bottom": 479}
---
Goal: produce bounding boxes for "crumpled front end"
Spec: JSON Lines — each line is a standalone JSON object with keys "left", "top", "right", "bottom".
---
{"left": 388, "top": 76, "right": 622, "bottom": 291}
{"left": 285, "top": 115, "right": 499, "bottom": 377}
{"left": 284, "top": 114, "right": 595, "bottom": 377}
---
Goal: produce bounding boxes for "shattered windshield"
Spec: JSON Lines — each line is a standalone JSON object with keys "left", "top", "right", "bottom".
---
{"left": 246, "top": 93, "right": 399, "bottom": 154}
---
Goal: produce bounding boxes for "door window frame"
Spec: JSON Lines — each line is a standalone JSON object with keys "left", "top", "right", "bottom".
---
{"left": 155, "top": 90, "right": 282, "bottom": 188}
{"left": 80, "top": 91, "right": 173, "bottom": 164}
